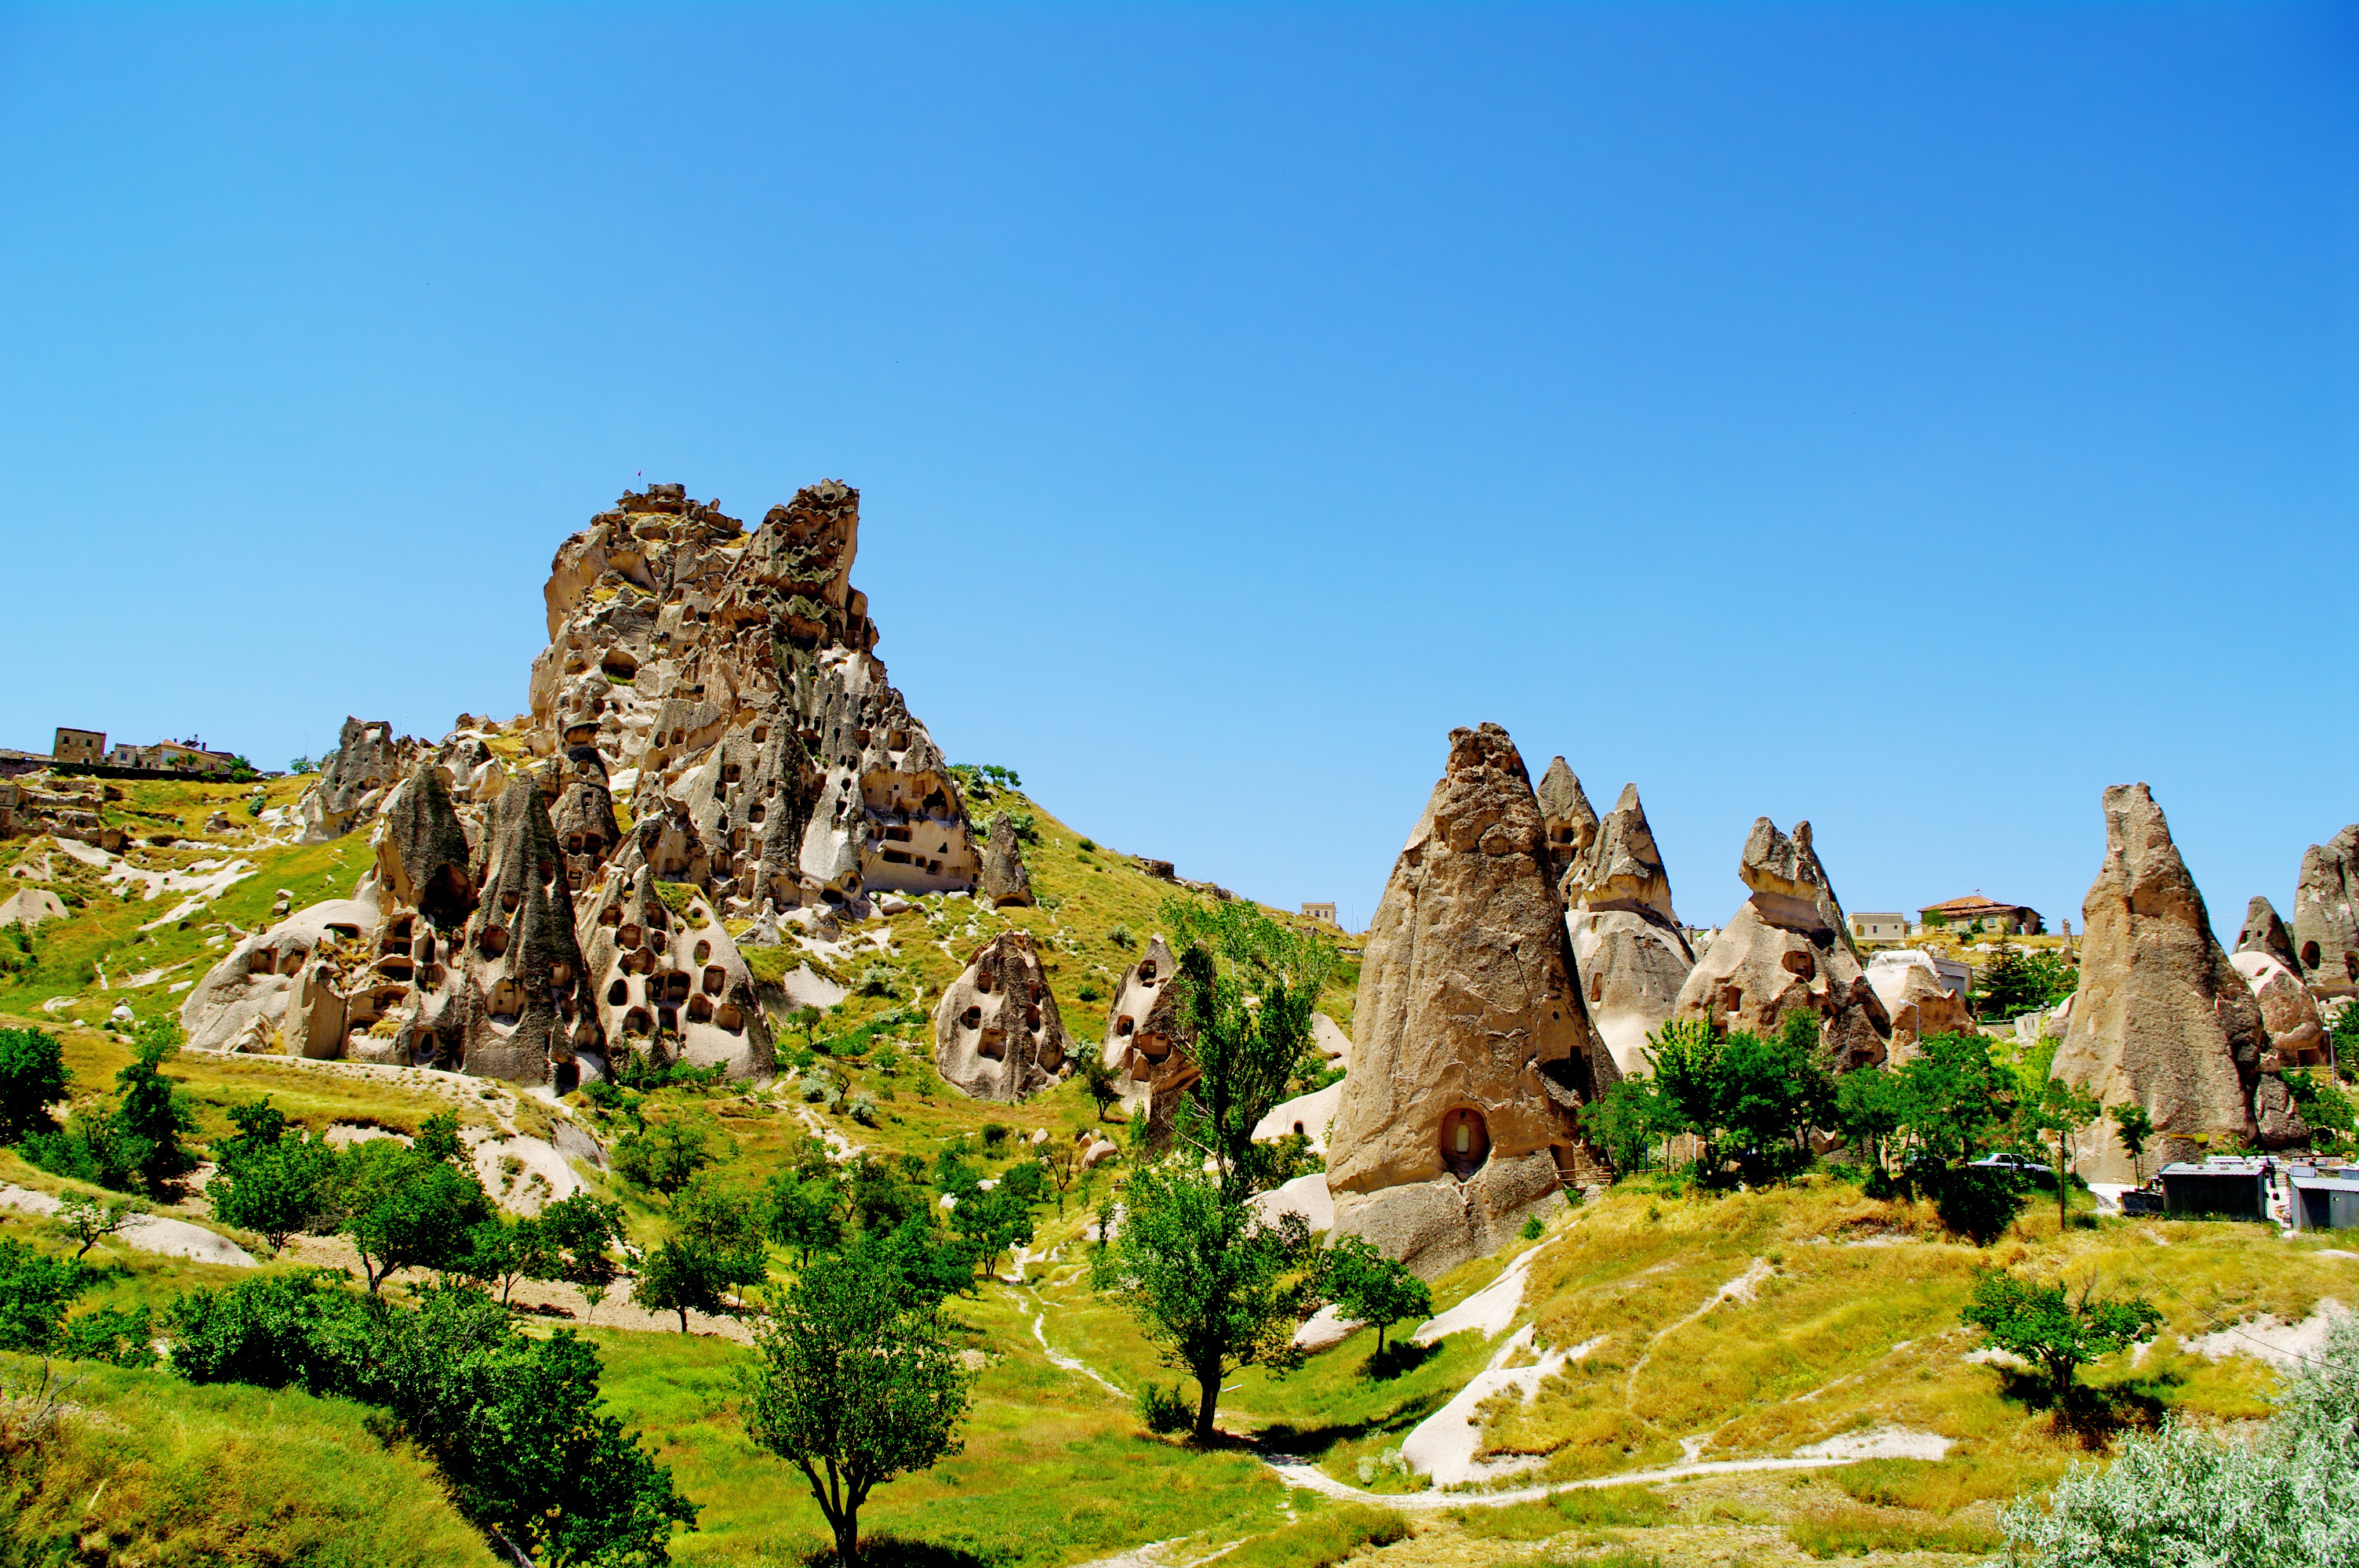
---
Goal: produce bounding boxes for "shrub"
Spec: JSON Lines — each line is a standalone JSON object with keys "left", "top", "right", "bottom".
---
{"left": 56, "top": 1305, "right": 157, "bottom": 1368}
{"left": 0, "top": 1239, "right": 89, "bottom": 1352}
{"left": 1136, "top": 1381, "right": 1194, "bottom": 1435}
{"left": 980, "top": 1123, "right": 1010, "bottom": 1151}
{"left": 847, "top": 1092, "right": 878, "bottom": 1127}
{"left": 1521, "top": 1214, "right": 1547, "bottom": 1240}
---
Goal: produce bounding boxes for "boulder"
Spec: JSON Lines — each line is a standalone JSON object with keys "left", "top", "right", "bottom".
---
{"left": 1561, "top": 782, "right": 1693, "bottom": 1075}
{"left": 932, "top": 931, "right": 1070, "bottom": 1101}
{"left": 2235, "top": 895, "right": 2303, "bottom": 977}
{"left": 1325, "top": 723, "right": 1613, "bottom": 1279}
{"left": 2052, "top": 783, "right": 2295, "bottom": 1181}
{"left": 2293, "top": 826, "right": 2359, "bottom": 996}
{"left": 1669, "top": 818, "right": 1889, "bottom": 1069}
{"left": 2230, "top": 950, "right": 2326, "bottom": 1067}
{"left": 979, "top": 814, "right": 1034, "bottom": 908}
{"left": 0, "top": 888, "right": 67, "bottom": 929}
{"left": 1866, "top": 951, "right": 1975, "bottom": 1063}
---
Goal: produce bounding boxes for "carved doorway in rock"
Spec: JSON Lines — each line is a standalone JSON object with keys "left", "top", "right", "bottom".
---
{"left": 1440, "top": 1106, "right": 1490, "bottom": 1178}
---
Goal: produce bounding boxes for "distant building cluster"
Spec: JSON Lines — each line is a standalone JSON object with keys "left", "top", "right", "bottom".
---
{"left": 1845, "top": 894, "right": 2049, "bottom": 945}
{"left": 3, "top": 727, "right": 244, "bottom": 775}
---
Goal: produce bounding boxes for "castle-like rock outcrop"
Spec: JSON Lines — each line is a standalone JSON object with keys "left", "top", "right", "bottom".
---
{"left": 1561, "top": 782, "right": 1694, "bottom": 1076}
{"left": 1670, "top": 818, "right": 1889, "bottom": 1068}
{"left": 298, "top": 717, "right": 421, "bottom": 843}
{"left": 1325, "top": 724, "right": 1614, "bottom": 1279}
{"left": 2235, "top": 895, "right": 2303, "bottom": 977}
{"left": 2052, "top": 783, "right": 2298, "bottom": 1180}
{"left": 932, "top": 931, "right": 1070, "bottom": 1101}
{"left": 1535, "top": 757, "right": 1598, "bottom": 886}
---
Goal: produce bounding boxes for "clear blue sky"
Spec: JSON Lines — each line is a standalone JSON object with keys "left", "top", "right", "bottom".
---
{"left": 3, "top": 2, "right": 2354, "bottom": 934}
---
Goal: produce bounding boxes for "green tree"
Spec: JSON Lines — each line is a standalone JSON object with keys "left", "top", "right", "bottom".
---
{"left": 613, "top": 1116, "right": 725, "bottom": 1195}
{"left": 1961, "top": 1268, "right": 2161, "bottom": 1409}
{"left": 53, "top": 1192, "right": 137, "bottom": 1258}
{"left": 534, "top": 1192, "right": 627, "bottom": 1290}
{"left": 765, "top": 1172, "right": 847, "bottom": 1267}
{"left": 2109, "top": 1102, "right": 2155, "bottom": 1183}
{"left": 1579, "top": 1074, "right": 1670, "bottom": 1174}
{"left": 740, "top": 1242, "right": 975, "bottom": 1565}
{"left": 334, "top": 1136, "right": 494, "bottom": 1292}
{"left": 1834, "top": 1065, "right": 1908, "bottom": 1178}
{"left": 1081, "top": 1048, "right": 1123, "bottom": 1121}
{"left": 1645, "top": 1013, "right": 1834, "bottom": 1185}
{"left": 0, "top": 1237, "right": 89, "bottom": 1352}
{"left": 1889, "top": 1031, "right": 2027, "bottom": 1240}
{"left": 1099, "top": 897, "right": 1336, "bottom": 1442}
{"left": 1326, "top": 1234, "right": 1432, "bottom": 1355}
{"left": 635, "top": 1175, "right": 769, "bottom": 1331}
{"left": 0, "top": 1025, "right": 68, "bottom": 1143}
{"left": 462, "top": 1215, "right": 541, "bottom": 1305}
{"left": 948, "top": 1184, "right": 1034, "bottom": 1276}
{"left": 2018, "top": 1074, "right": 2103, "bottom": 1229}
{"left": 207, "top": 1097, "right": 342, "bottom": 1252}
{"left": 2282, "top": 1069, "right": 2356, "bottom": 1156}
{"left": 1974, "top": 946, "right": 2077, "bottom": 1022}
{"left": 110, "top": 1018, "right": 198, "bottom": 1192}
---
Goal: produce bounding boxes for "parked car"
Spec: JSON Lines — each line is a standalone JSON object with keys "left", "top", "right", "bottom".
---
{"left": 1968, "top": 1152, "right": 2055, "bottom": 1181}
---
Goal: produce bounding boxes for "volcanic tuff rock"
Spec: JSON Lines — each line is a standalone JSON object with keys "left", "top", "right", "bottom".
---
{"left": 979, "top": 814, "right": 1035, "bottom": 908}
{"left": 299, "top": 717, "right": 421, "bottom": 843}
{"left": 1535, "top": 757, "right": 1599, "bottom": 885}
{"left": 2292, "top": 826, "right": 2359, "bottom": 996}
{"left": 1101, "top": 935, "right": 1185, "bottom": 1092}
{"left": 1670, "top": 818, "right": 1890, "bottom": 1069}
{"left": 1865, "top": 951, "right": 1973, "bottom": 1064}
{"left": 190, "top": 480, "right": 958, "bottom": 1089}
{"left": 1561, "top": 782, "right": 1694, "bottom": 1076}
{"left": 2052, "top": 783, "right": 2298, "bottom": 1181}
{"left": 933, "top": 931, "right": 1071, "bottom": 1102}
{"left": 1325, "top": 723, "right": 1614, "bottom": 1279}
{"left": 2235, "top": 895, "right": 2303, "bottom": 978}
{"left": 2230, "top": 950, "right": 2325, "bottom": 1069}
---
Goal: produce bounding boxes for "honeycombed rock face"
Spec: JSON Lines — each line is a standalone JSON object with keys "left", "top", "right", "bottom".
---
{"left": 377, "top": 762, "right": 476, "bottom": 931}
{"left": 454, "top": 778, "right": 594, "bottom": 1083}
{"left": 1670, "top": 818, "right": 1889, "bottom": 1069}
{"left": 299, "top": 717, "right": 420, "bottom": 843}
{"left": 528, "top": 481, "right": 979, "bottom": 912}
{"left": 1561, "top": 782, "right": 1694, "bottom": 1075}
{"left": 2293, "top": 826, "right": 2359, "bottom": 996}
{"left": 577, "top": 866, "right": 771, "bottom": 1079}
{"left": 979, "top": 815, "right": 1035, "bottom": 908}
{"left": 932, "top": 931, "right": 1070, "bottom": 1101}
{"left": 1326, "top": 723, "right": 1614, "bottom": 1279}
{"left": 2053, "top": 783, "right": 2296, "bottom": 1181}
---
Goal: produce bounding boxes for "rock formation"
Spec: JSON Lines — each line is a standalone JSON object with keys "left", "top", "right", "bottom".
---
{"left": 1325, "top": 723, "right": 1614, "bottom": 1279}
{"left": 932, "top": 931, "right": 1071, "bottom": 1101}
{"left": 186, "top": 479, "right": 954, "bottom": 1088}
{"left": 299, "top": 718, "right": 420, "bottom": 843}
{"left": 2230, "top": 950, "right": 2326, "bottom": 1069}
{"left": 2235, "top": 895, "right": 2303, "bottom": 977}
{"left": 2292, "top": 826, "right": 2359, "bottom": 996}
{"left": 1865, "top": 951, "right": 1974, "bottom": 1062}
{"left": 1534, "top": 757, "right": 1598, "bottom": 885}
{"left": 2052, "top": 783, "right": 2299, "bottom": 1180}
{"left": 1669, "top": 818, "right": 1889, "bottom": 1069}
{"left": 979, "top": 814, "right": 1035, "bottom": 908}
{"left": 1560, "top": 782, "right": 1694, "bottom": 1075}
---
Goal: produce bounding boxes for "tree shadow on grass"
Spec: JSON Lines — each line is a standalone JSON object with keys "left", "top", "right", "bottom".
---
{"left": 801, "top": 1537, "right": 1011, "bottom": 1568}
{"left": 1987, "top": 1365, "right": 2180, "bottom": 1450}
{"left": 1362, "top": 1340, "right": 1441, "bottom": 1381}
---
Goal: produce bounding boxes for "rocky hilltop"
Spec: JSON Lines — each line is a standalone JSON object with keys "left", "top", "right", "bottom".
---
{"left": 183, "top": 481, "right": 976, "bottom": 1089}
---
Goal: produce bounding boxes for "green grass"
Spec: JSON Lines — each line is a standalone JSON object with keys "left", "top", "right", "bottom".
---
{"left": 1219, "top": 1501, "right": 1408, "bottom": 1568}
{"left": 1787, "top": 1499, "right": 2002, "bottom": 1558}
{"left": 0, "top": 1351, "right": 497, "bottom": 1567}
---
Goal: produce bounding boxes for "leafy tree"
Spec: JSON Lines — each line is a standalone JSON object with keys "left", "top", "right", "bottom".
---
{"left": 1974, "top": 945, "right": 2077, "bottom": 1022}
{"left": 1961, "top": 1268, "right": 2162, "bottom": 1409}
{"left": 871, "top": 1215, "right": 978, "bottom": 1308}
{"left": 613, "top": 1116, "right": 724, "bottom": 1195}
{"left": 1645, "top": 1013, "right": 1834, "bottom": 1186}
{"left": 534, "top": 1192, "right": 627, "bottom": 1289}
{"left": 58, "top": 1303, "right": 157, "bottom": 1367}
{"left": 167, "top": 1269, "right": 348, "bottom": 1387}
{"left": 462, "top": 1215, "right": 540, "bottom": 1305}
{"left": 1834, "top": 1065, "right": 1908, "bottom": 1177}
{"left": 2018, "top": 1075, "right": 2103, "bottom": 1229}
{"left": 765, "top": 1172, "right": 847, "bottom": 1267}
{"left": 2109, "top": 1102, "right": 2155, "bottom": 1182}
{"left": 335, "top": 1135, "right": 495, "bottom": 1292}
{"left": 1099, "top": 898, "right": 1335, "bottom": 1441}
{"left": 53, "top": 1192, "right": 137, "bottom": 1257}
{"left": 1326, "top": 1235, "right": 1432, "bottom": 1354}
{"left": 0, "top": 1024, "right": 68, "bottom": 1143}
{"left": 0, "top": 1237, "right": 89, "bottom": 1352}
{"left": 2282, "top": 1069, "right": 2356, "bottom": 1156}
{"left": 106, "top": 1018, "right": 198, "bottom": 1192}
{"left": 1579, "top": 1074, "right": 1670, "bottom": 1174}
{"left": 207, "top": 1096, "right": 341, "bottom": 1252}
{"left": 635, "top": 1175, "right": 769, "bottom": 1332}
{"left": 740, "top": 1242, "right": 975, "bottom": 1565}
{"left": 1036, "top": 1139, "right": 1081, "bottom": 1214}
{"left": 948, "top": 1184, "right": 1034, "bottom": 1276}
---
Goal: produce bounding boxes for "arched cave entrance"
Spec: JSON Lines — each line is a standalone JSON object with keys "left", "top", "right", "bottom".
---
{"left": 1439, "top": 1107, "right": 1490, "bottom": 1178}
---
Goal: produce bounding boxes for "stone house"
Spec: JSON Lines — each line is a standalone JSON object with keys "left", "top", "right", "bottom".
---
{"left": 52, "top": 728, "right": 104, "bottom": 765}
{"left": 1917, "top": 895, "right": 2043, "bottom": 935}
{"left": 1848, "top": 911, "right": 1910, "bottom": 943}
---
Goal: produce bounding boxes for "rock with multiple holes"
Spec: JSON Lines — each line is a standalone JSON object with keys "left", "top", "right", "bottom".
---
{"left": 1669, "top": 818, "right": 1890, "bottom": 1069}
{"left": 2293, "top": 826, "right": 2359, "bottom": 996}
{"left": 979, "top": 814, "right": 1035, "bottom": 908}
{"left": 1560, "top": 782, "right": 1695, "bottom": 1076}
{"left": 932, "top": 931, "right": 1071, "bottom": 1101}
{"left": 1100, "top": 935, "right": 1195, "bottom": 1140}
{"left": 1325, "top": 723, "right": 1615, "bottom": 1279}
{"left": 375, "top": 761, "right": 478, "bottom": 930}
{"left": 179, "top": 898, "right": 387, "bottom": 1056}
{"left": 527, "top": 480, "right": 980, "bottom": 913}
{"left": 438, "top": 776, "right": 597, "bottom": 1083}
{"left": 2052, "top": 783, "right": 2298, "bottom": 1181}
{"left": 298, "top": 717, "right": 420, "bottom": 843}
{"left": 577, "top": 865, "right": 772, "bottom": 1080}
